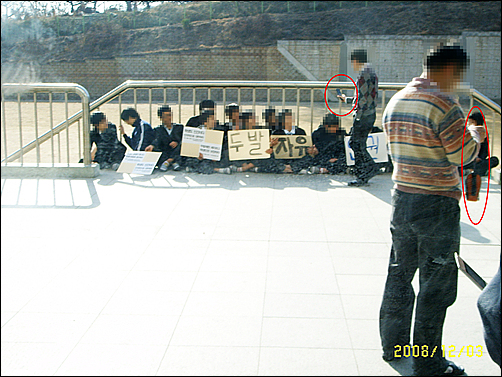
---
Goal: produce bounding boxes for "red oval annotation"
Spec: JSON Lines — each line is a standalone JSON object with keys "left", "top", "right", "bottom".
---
{"left": 461, "top": 106, "right": 490, "bottom": 226}
{"left": 324, "top": 74, "right": 358, "bottom": 117}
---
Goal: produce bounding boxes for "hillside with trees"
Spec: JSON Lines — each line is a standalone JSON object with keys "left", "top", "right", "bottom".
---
{"left": 1, "top": 1, "right": 500, "bottom": 64}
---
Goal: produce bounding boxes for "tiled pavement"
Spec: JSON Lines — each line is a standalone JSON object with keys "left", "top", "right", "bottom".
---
{"left": 1, "top": 170, "right": 500, "bottom": 376}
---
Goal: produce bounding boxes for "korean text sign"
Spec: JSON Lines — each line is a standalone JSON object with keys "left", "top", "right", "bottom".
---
{"left": 344, "top": 132, "right": 388, "bottom": 166}
{"left": 116, "top": 151, "right": 161, "bottom": 175}
{"left": 180, "top": 127, "right": 224, "bottom": 161}
{"left": 228, "top": 129, "right": 270, "bottom": 161}
{"left": 273, "top": 135, "right": 312, "bottom": 159}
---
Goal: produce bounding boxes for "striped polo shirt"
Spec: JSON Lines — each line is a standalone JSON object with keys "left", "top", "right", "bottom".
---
{"left": 382, "top": 76, "right": 480, "bottom": 199}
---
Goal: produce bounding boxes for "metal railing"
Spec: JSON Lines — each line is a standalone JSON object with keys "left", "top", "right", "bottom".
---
{"left": 2, "top": 80, "right": 500, "bottom": 172}
{"left": 1, "top": 83, "right": 91, "bottom": 165}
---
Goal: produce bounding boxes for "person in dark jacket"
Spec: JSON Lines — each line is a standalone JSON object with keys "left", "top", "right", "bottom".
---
{"left": 462, "top": 112, "right": 499, "bottom": 177}
{"left": 145, "top": 105, "right": 183, "bottom": 172}
{"left": 119, "top": 107, "right": 155, "bottom": 151}
{"left": 271, "top": 109, "right": 307, "bottom": 174}
{"left": 307, "top": 113, "right": 348, "bottom": 174}
{"left": 89, "top": 111, "right": 126, "bottom": 170}
{"left": 186, "top": 99, "right": 216, "bottom": 128}
{"left": 185, "top": 110, "right": 231, "bottom": 175}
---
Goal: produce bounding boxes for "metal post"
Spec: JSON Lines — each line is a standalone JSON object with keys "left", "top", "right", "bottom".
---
{"left": 310, "top": 89, "right": 314, "bottom": 133}
{"left": 178, "top": 88, "right": 182, "bottom": 124}
{"left": 282, "top": 88, "right": 285, "bottom": 109}
{"left": 238, "top": 88, "right": 241, "bottom": 108}
{"left": 49, "top": 93, "right": 54, "bottom": 165}
{"left": 149, "top": 88, "right": 152, "bottom": 125}
{"left": 163, "top": 88, "right": 166, "bottom": 104}
{"left": 296, "top": 88, "right": 300, "bottom": 128}
{"left": 223, "top": 88, "right": 226, "bottom": 114}
{"left": 193, "top": 88, "right": 196, "bottom": 115}
{"left": 77, "top": 119, "right": 81, "bottom": 162}
{"left": 134, "top": 89, "right": 137, "bottom": 109}
{"left": 208, "top": 87, "right": 211, "bottom": 100}
{"left": 267, "top": 88, "right": 270, "bottom": 108}
{"left": 119, "top": 93, "right": 123, "bottom": 143}
{"left": 17, "top": 93, "right": 23, "bottom": 164}
{"left": 252, "top": 88, "right": 256, "bottom": 114}
{"left": 65, "top": 93, "right": 70, "bottom": 164}
{"left": 2, "top": 92, "right": 7, "bottom": 162}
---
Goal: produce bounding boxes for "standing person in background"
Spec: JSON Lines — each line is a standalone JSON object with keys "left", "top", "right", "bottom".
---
{"left": 338, "top": 49, "right": 379, "bottom": 186}
{"left": 379, "top": 44, "right": 485, "bottom": 376}
{"left": 119, "top": 108, "right": 155, "bottom": 151}
{"left": 145, "top": 105, "right": 183, "bottom": 172}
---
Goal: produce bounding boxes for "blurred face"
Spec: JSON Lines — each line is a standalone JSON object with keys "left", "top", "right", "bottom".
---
{"left": 205, "top": 115, "right": 215, "bottom": 129}
{"left": 248, "top": 115, "right": 256, "bottom": 129}
{"left": 124, "top": 116, "right": 136, "bottom": 126}
{"left": 325, "top": 123, "right": 339, "bottom": 133}
{"left": 97, "top": 118, "right": 108, "bottom": 132}
{"left": 161, "top": 111, "right": 172, "bottom": 127}
{"left": 284, "top": 114, "right": 293, "bottom": 131}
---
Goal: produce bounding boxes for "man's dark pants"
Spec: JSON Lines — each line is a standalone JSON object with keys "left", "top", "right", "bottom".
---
{"left": 349, "top": 112, "right": 377, "bottom": 181}
{"left": 379, "top": 190, "right": 460, "bottom": 374}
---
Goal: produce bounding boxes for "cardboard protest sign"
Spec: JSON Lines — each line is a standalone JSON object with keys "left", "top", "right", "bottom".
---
{"left": 180, "top": 127, "right": 224, "bottom": 161}
{"left": 345, "top": 132, "right": 388, "bottom": 166}
{"left": 272, "top": 135, "right": 312, "bottom": 159}
{"left": 117, "top": 151, "right": 161, "bottom": 175}
{"left": 228, "top": 129, "right": 270, "bottom": 161}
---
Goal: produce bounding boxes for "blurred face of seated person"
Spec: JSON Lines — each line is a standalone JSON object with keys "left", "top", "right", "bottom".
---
{"left": 97, "top": 118, "right": 108, "bottom": 132}
{"left": 325, "top": 121, "right": 339, "bottom": 134}
{"left": 283, "top": 113, "right": 294, "bottom": 132}
{"left": 161, "top": 110, "right": 172, "bottom": 128}
{"left": 200, "top": 111, "right": 215, "bottom": 130}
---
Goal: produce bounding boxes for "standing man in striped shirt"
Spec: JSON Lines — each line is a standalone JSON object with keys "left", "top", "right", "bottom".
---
{"left": 338, "top": 49, "right": 379, "bottom": 186}
{"left": 379, "top": 45, "right": 485, "bottom": 376}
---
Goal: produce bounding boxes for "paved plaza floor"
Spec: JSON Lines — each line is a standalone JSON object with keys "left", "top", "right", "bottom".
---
{"left": 1, "top": 170, "right": 501, "bottom": 376}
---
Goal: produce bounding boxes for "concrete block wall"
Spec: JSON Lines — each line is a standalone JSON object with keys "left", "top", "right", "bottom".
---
{"left": 2, "top": 33, "right": 500, "bottom": 102}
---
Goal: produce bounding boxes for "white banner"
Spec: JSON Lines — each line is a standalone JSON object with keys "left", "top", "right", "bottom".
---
{"left": 116, "top": 151, "right": 161, "bottom": 175}
{"left": 180, "top": 127, "right": 223, "bottom": 161}
{"left": 344, "top": 132, "right": 388, "bottom": 166}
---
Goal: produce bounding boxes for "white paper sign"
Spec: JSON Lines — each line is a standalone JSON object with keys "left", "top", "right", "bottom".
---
{"left": 117, "top": 151, "right": 161, "bottom": 175}
{"left": 344, "top": 132, "right": 388, "bottom": 166}
{"left": 180, "top": 127, "right": 223, "bottom": 161}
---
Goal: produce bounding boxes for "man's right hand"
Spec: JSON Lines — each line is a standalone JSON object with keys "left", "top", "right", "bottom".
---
{"left": 145, "top": 145, "right": 154, "bottom": 152}
{"left": 337, "top": 94, "right": 347, "bottom": 103}
{"left": 119, "top": 124, "right": 125, "bottom": 135}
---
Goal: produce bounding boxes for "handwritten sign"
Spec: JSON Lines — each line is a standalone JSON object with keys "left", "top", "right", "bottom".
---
{"left": 273, "top": 135, "right": 312, "bottom": 159}
{"left": 228, "top": 129, "right": 270, "bottom": 161}
{"left": 117, "top": 151, "right": 161, "bottom": 175}
{"left": 344, "top": 132, "right": 388, "bottom": 166}
{"left": 180, "top": 127, "right": 223, "bottom": 161}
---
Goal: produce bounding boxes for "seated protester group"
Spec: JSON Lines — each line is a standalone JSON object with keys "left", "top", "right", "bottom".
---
{"left": 119, "top": 107, "right": 155, "bottom": 151}
{"left": 145, "top": 105, "right": 183, "bottom": 172}
{"left": 89, "top": 111, "right": 126, "bottom": 170}
{"left": 184, "top": 110, "right": 232, "bottom": 175}
{"left": 307, "top": 113, "right": 348, "bottom": 174}
{"left": 461, "top": 111, "right": 499, "bottom": 177}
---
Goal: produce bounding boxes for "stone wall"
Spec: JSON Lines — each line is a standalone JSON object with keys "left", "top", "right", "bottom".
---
{"left": 2, "top": 33, "right": 500, "bottom": 101}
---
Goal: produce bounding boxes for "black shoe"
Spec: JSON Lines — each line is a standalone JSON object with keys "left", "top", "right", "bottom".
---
{"left": 414, "top": 360, "right": 465, "bottom": 376}
{"left": 348, "top": 179, "right": 368, "bottom": 187}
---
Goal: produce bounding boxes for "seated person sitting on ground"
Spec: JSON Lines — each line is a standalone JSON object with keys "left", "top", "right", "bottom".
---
{"left": 263, "top": 107, "right": 278, "bottom": 132}
{"left": 224, "top": 103, "right": 240, "bottom": 131}
{"left": 271, "top": 109, "right": 308, "bottom": 174}
{"left": 307, "top": 113, "right": 348, "bottom": 175}
{"left": 229, "top": 111, "right": 261, "bottom": 173}
{"left": 89, "top": 111, "right": 126, "bottom": 170}
{"left": 119, "top": 107, "right": 155, "bottom": 151}
{"left": 145, "top": 105, "right": 183, "bottom": 172}
{"left": 461, "top": 111, "right": 499, "bottom": 177}
{"left": 186, "top": 99, "right": 216, "bottom": 128}
{"left": 185, "top": 110, "right": 231, "bottom": 175}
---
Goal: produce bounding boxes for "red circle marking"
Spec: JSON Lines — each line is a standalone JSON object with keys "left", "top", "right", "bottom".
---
{"left": 461, "top": 106, "right": 490, "bottom": 226}
{"left": 324, "top": 74, "right": 358, "bottom": 117}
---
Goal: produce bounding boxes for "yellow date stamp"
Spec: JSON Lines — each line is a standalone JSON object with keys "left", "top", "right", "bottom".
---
{"left": 394, "top": 345, "right": 483, "bottom": 358}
